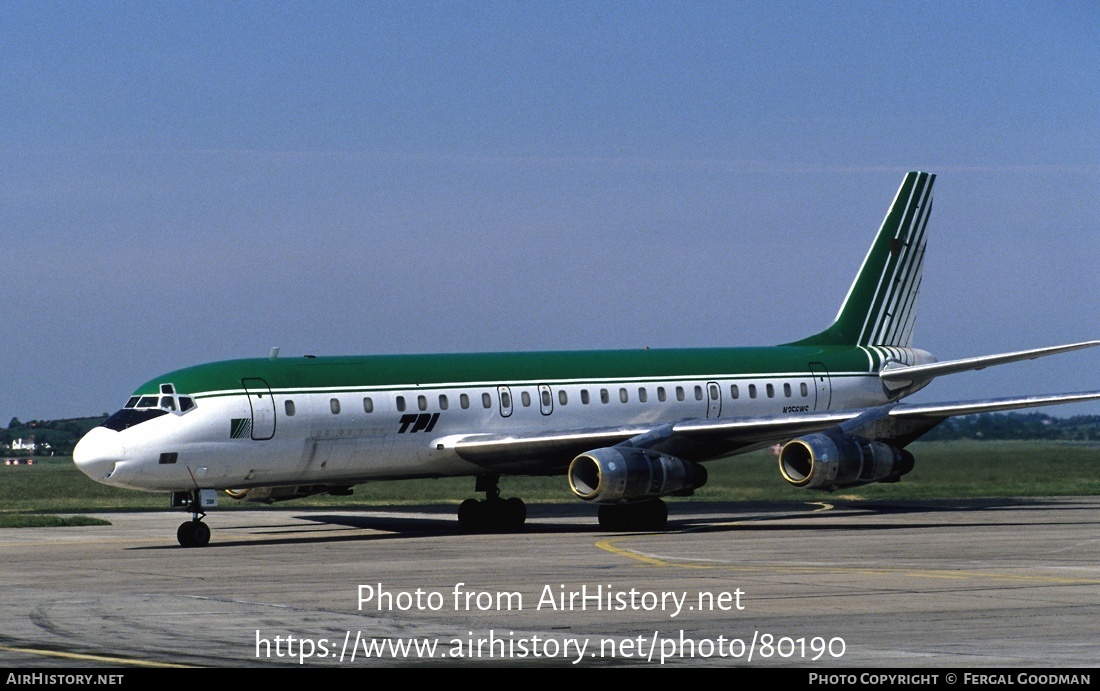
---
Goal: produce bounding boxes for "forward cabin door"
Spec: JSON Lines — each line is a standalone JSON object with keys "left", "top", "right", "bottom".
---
{"left": 242, "top": 378, "right": 277, "bottom": 440}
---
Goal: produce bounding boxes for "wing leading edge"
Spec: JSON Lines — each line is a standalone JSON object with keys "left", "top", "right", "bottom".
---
{"left": 444, "top": 390, "right": 1100, "bottom": 471}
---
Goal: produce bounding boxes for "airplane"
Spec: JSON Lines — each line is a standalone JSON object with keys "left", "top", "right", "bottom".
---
{"left": 73, "top": 171, "right": 1100, "bottom": 547}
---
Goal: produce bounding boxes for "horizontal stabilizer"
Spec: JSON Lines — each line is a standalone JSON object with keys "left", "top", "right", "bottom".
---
{"left": 880, "top": 340, "right": 1100, "bottom": 384}
{"left": 890, "top": 390, "right": 1100, "bottom": 419}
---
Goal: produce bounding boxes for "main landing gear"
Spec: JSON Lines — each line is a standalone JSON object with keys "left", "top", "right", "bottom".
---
{"left": 597, "top": 498, "right": 668, "bottom": 531}
{"left": 457, "top": 474, "right": 526, "bottom": 532}
{"left": 175, "top": 489, "right": 211, "bottom": 547}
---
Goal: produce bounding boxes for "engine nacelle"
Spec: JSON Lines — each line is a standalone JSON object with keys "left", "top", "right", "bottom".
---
{"left": 568, "top": 447, "right": 706, "bottom": 504}
{"left": 225, "top": 484, "right": 354, "bottom": 504}
{"left": 779, "top": 432, "right": 914, "bottom": 491}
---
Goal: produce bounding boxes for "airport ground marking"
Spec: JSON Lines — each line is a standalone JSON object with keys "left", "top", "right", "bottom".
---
{"left": 0, "top": 643, "right": 192, "bottom": 667}
{"left": 594, "top": 503, "right": 1100, "bottom": 586}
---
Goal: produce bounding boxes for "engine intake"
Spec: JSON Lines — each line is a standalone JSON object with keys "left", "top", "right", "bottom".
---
{"left": 779, "top": 432, "right": 914, "bottom": 491}
{"left": 568, "top": 447, "right": 706, "bottom": 504}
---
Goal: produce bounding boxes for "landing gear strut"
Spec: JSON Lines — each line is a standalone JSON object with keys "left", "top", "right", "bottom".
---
{"left": 457, "top": 474, "right": 526, "bottom": 532}
{"left": 175, "top": 489, "right": 211, "bottom": 547}
{"left": 597, "top": 499, "right": 668, "bottom": 531}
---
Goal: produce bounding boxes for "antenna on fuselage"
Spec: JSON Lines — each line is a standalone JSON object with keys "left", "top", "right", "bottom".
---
{"left": 269, "top": 347, "right": 280, "bottom": 360}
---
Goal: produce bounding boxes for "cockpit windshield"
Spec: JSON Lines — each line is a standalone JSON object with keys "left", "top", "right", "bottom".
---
{"left": 101, "top": 408, "right": 168, "bottom": 431}
{"left": 106, "top": 383, "right": 195, "bottom": 430}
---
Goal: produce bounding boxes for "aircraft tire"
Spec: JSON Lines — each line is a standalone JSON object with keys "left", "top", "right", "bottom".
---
{"left": 192, "top": 521, "right": 211, "bottom": 547}
{"left": 504, "top": 497, "right": 526, "bottom": 529}
{"left": 458, "top": 499, "right": 483, "bottom": 532}
{"left": 177, "top": 520, "right": 210, "bottom": 547}
{"left": 177, "top": 521, "right": 195, "bottom": 547}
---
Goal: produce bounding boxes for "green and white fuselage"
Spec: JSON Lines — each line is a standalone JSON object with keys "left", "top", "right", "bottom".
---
{"left": 79, "top": 344, "right": 934, "bottom": 493}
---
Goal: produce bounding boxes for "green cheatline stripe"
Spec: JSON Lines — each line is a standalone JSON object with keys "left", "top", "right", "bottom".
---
{"left": 130, "top": 346, "right": 877, "bottom": 398}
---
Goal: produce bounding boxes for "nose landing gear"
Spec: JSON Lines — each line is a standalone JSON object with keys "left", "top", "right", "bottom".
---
{"left": 171, "top": 489, "right": 212, "bottom": 547}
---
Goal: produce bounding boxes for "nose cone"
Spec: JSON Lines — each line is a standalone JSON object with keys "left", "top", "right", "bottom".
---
{"left": 73, "top": 427, "right": 124, "bottom": 484}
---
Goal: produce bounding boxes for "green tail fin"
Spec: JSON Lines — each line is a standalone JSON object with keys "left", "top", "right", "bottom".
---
{"left": 790, "top": 171, "right": 935, "bottom": 348}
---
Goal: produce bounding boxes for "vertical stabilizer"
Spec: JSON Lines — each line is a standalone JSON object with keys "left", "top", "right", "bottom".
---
{"left": 790, "top": 171, "right": 934, "bottom": 348}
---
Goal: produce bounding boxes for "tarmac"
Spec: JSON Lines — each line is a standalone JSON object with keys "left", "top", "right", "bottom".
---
{"left": 1, "top": 497, "right": 1098, "bottom": 668}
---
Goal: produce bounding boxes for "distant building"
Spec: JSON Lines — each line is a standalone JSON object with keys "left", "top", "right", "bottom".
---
{"left": 11, "top": 436, "right": 35, "bottom": 452}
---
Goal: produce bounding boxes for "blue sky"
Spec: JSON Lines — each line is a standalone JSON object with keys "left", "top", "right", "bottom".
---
{"left": 2, "top": 1, "right": 1098, "bottom": 422}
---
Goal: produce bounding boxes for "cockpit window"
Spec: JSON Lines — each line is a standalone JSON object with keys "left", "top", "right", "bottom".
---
{"left": 101, "top": 408, "right": 169, "bottom": 431}
{"left": 126, "top": 391, "right": 197, "bottom": 415}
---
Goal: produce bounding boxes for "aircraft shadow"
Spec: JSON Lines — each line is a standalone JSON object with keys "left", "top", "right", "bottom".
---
{"left": 126, "top": 497, "right": 1098, "bottom": 550}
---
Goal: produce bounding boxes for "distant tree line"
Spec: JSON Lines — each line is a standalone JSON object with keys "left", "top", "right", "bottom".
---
{"left": 921, "top": 412, "right": 1100, "bottom": 441}
{"left": 2, "top": 416, "right": 108, "bottom": 456}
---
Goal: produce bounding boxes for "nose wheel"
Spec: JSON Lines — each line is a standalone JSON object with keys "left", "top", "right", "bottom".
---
{"left": 177, "top": 519, "right": 211, "bottom": 547}
{"left": 176, "top": 489, "right": 211, "bottom": 547}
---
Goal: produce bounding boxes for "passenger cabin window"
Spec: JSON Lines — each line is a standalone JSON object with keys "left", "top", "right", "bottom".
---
{"left": 784, "top": 383, "right": 792, "bottom": 397}
{"left": 638, "top": 387, "right": 647, "bottom": 403}
{"left": 749, "top": 384, "right": 757, "bottom": 399}
{"left": 330, "top": 398, "right": 341, "bottom": 414}
{"left": 439, "top": 395, "right": 449, "bottom": 410}
{"left": 363, "top": 397, "right": 374, "bottom": 413}
{"left": 460, "top": 393, "right": 470, "bottom": 409}
{"left": 767, "top": 384, "right": 775, "bottom": 398}
{"left": 619, "top": 388, "right": 628, "bottom": 403}
{"left": 709, "top": 383, "right": 719, "bottom": 401}
{"left": 416, "top": 395, "right": 426, "bottom": 411}
{"left": 285, "top": 400, "right": 296, "bottom": 416}
{"left": 801, "top": 382, "right": 809, "bottom": 397}
{"left": 676, "top": 386, "right": 685, "bottom": 402}
{"left": 694, "top": 385, "right": 704, "bottom": 401}
{"left": 657, "top": 387, "right": 666, "bottom": 402}
{"left": 521, "top": 391, "right": 531, "bottom": 407}
{"left": 731, "top": 384, "right": 740, "bottom": 399}
{"left": 558, "top": 390, "right": 568, "bottom": 406}
{"left": 600, "top": 389, "right": 610, "bottom": 404}
{"left": 482, "top": 392, "right": 492, "bottom": 408}
{"left": 541, "top": 389, "right": 552, "bottom": 407}
{"left": 581, "top": 389, "right": 590, "bottom": 405}
{"left": 396, "top": 396, "right": 407, "bottom": 412}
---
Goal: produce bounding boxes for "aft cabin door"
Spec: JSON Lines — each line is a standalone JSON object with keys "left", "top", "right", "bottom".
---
{"left": 809, "top": 364, "right": 832, "bottom": 411}
{"left": 706, "top": 381, "right": 722, "bottom": 418}
{"left": 242, "top": 378, "right": 276, "bottom": 440}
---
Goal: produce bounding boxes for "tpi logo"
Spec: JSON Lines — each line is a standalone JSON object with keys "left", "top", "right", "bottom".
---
{"left": 398, "top": 413, "right": 440, "bottom": 433}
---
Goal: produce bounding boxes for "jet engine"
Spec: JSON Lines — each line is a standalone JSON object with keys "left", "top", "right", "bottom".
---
{"left": 224, "top": 484, "right": 354, "bottom": 504}
{"left": 778, "top": 432, "right": 914, "bottom": 491}
{"left": 568, "top": 447, "right": 706, "bottom": 504}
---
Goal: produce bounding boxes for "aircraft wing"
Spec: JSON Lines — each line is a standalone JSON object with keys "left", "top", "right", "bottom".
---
{"left": 442, "top": 391, "right": 1100, "bottom": 471}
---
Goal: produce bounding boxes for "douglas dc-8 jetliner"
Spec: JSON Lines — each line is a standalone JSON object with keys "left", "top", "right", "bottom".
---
{"left": 74, "top": 172, "right": 1100, "bottom": 547}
